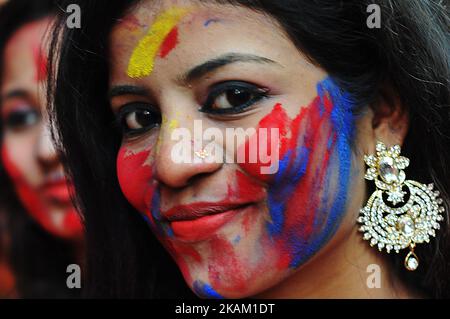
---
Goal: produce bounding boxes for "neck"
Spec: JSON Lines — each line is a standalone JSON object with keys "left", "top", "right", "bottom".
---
{"left": 256, "top": 220, "right": 418, "bottom": 298}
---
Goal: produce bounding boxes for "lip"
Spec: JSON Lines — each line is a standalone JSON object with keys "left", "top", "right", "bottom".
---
{"left": 40, "top": 180, "right": 72, "bottom": 203}
{"left": 161, "top": 202, "right": 255, "bottom": 242}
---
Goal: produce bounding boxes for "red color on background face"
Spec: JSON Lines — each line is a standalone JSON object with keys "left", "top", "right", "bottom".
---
{"left": 0, "top": 18, "right": 83, "bottom": 240}
{"left": 1, "top": 145, "right": 83, "bottom": 240}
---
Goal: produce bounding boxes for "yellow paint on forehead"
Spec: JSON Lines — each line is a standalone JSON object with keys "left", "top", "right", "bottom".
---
{"left": 127, "top": 7, "right": 190, "bottom": 79}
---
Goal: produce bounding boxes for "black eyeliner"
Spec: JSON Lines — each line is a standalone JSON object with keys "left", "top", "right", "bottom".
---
{"left": 114, "top": 102, "right": 161, "bottom": 138}
{"left": 199, "top": 81, "right": 269, "bottom": 115}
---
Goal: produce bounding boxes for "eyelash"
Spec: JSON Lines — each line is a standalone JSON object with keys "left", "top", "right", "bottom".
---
{"left": 2, "top": 107, "right": 40, "bottom": 131}
{"left": 115, "top": 81, "right": 269, "bottom": 138}
{"left": 200, "top": 81, "right": 269, "bottom": 115}
{"left": 115, "top": 103, "right": 161, "bottom": 138}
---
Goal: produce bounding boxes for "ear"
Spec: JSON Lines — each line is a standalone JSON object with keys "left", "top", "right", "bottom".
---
{"left": 358, "top": 86, "right": 409, "bottom": 156}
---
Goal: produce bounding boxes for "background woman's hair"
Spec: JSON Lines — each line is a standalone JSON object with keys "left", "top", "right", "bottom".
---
{"left": 0, "top": 0, "right": 79, "bottom": 298}
{"left": 48, "top": 0, "right": 450, "bottom": 298}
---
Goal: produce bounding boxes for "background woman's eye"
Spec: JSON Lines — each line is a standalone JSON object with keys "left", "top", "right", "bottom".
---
{"left": 3, "top": 108, "right": 40, "bottom": 131}
{"left": 202, "top": 81, "right": 268, "bottom": 115}
{"left": 118, "top": 104, "right": 161, "bottom": 137}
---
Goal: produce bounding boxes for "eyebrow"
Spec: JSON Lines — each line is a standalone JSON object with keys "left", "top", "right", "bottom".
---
{"left": 0, "top": 89, "right": 29, "bottom": 104}
{"left": 108, "top": 85, "right": 150, "bottom": 99}
{"left": 108, "top": 53, "right": 280, "bottom": 98}
{"left": 179, "top": 53, "right": 281, "bottom": 84}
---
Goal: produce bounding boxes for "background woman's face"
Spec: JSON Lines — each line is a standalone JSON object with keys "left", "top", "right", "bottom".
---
{"left": 0, "top": 18, "right": 83, "bottom": 240}
{"left": 110, "top": 0, "right": 364, "bottom": 298}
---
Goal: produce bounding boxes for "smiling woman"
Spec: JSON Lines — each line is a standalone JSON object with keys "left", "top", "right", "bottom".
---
{"left": 48, "top": 0, "right": 449, "bottom": 298}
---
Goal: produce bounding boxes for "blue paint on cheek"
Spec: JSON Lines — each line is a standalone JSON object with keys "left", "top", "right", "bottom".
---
{"left": 327, "top": 135, "right": 334, "bottom": 150}
{"left": 276, "top": 77, "right": 356, "bottom": 269}
{"left": 150, "top": 187, "right": 174, "bottom": 237}
{"left": 267, "top": 147, "right": 310, "bottom": 237}
{"left": 151, "top": 187, "right": 161, "bottom": 221}
{"left": 193, "top": 280, "right": 224, "bottom": 299}
{"left": 233, "top": 235, "right": 241, "bottom": 244}
{"left": 289, "top": 77, "right": 355, "bottom": 267}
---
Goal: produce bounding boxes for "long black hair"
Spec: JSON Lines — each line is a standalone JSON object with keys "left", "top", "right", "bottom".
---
{"left": 0, "top": 0, "right": 79, "bottom": 298}
{"left": 48, "top": 0, "right": 450, "bottom": 298}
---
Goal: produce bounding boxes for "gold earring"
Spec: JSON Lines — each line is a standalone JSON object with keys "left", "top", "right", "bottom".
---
{"left": 358, "top": 141, "right": 445, "bottom": 271}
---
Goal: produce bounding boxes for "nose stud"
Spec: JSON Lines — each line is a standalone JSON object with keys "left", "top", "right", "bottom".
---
{"left": 194, "top": 149, "right": 209, "bottom": 159}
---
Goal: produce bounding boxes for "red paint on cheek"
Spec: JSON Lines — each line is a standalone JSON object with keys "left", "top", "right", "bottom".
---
{"left": 208, "top": 237, "right": 247, "bottom": 293}
{"left": 226, "top": 170, "right": 265, "bottom": 235}
{"left": 158, "top": 27, "right": 179, "bottom": 58}
{"left": 235, "top": 96, "right": 338, "bottom": 268}
{"left": 1, "top": 146, "right": 82, "bottom": 239}
{"left": 166, "top": 240, "right": 204, "bottom": 284}
{"left": 237, "top": 103, "right": 300, "bottom": 182}
{"left": 233, "top": 170, "right": 265, "bottom": 202}
{"left": 117, "top": 147, "right": 155, "bottom": 221}
{"left": 281, "top": 97, "right": 333, "bottom": 235}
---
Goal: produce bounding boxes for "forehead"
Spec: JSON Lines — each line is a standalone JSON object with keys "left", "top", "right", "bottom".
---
{"left": 109, "top": 0, "right": 300, "bottom": 83}
{"left": 1, "top": 18, "right": 51, "bottom": 88}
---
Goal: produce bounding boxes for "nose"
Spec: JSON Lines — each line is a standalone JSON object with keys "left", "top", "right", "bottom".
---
{"left": 35, "top": 121, "right": 59, "bottom": 170}
{"left": 153, "top": 117, "right": 223, "bottom": 188}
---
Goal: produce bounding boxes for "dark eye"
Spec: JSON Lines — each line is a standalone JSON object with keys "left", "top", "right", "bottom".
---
{"left": 3, "top": 108, "right": 40, "bottom": 131}
{"left": 200, "top": 81, "right": 268, "bottom": 115}
{"left": 116, "top": 103, "right": 161, "bottom": 137}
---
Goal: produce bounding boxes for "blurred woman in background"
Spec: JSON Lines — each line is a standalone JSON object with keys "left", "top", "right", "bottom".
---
{"left": 0, "top": 0, "right": 83, "bottom": 298}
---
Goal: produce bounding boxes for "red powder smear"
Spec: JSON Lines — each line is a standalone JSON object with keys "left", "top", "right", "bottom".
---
{"left": 284, "top": 98, "right": 332, "bottom": 218}
{"left": 236, "top": 95, "right": 337, "bottom": 269}
{"left": 33, "top": 44, "right": 47, "bottom": 82}
{"left": 241, "top": 208, "right": 253, "bottom": 235}
{"left": 165, "top": 239, "right": 203, "bottom": 284}
{"left": 172, "top": 241, "right": 202, "bottom": 263}
{"left": 275, "top": 249, "right": 291, "bottom": 269}
{"left": 229, "top": 170, "right": 265, "bottom": 235}
{"left": 237, "top": 103, "right": 293, "bottom": 183}
{"left": 117, "top": 147, "right": 155, "bottom": 222}
{"left": 208, "top": 237, "right": 247, "bottom": 293}
{"left": 158, "top": 27, "right": 179, "bottom": 58}
{"left": 275, "top": 97, "right": 335, "bottom": 268}
{"left": 1, "top": 146, "right": 82, "bottom": 239}
{"left": 233, "top": 170, "right": 265, "bottom": 202}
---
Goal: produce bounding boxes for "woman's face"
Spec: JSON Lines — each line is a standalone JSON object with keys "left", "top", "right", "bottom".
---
{"left": 110, "top": 0, "right": 365, "bottom": 298}
{"left": 0, "top": 18, "right": 83, "bottom": 240}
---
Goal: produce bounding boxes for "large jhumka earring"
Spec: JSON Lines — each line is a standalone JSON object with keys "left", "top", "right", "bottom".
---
{"left": 358, "top": 141, "right": 445, "bottom": 271}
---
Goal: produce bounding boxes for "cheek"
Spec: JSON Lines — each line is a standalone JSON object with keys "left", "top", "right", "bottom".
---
{"left": 117, "top": 147, "right": 155, "bottom": 221}
{"left": 2, "top": 136, "right": 36, "bottom": 184}
{"left": 238, "top": 77, "right": 355, "bottom": 269}
{"left": 1, "top": 144, "right": 81, "bottom": 239}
